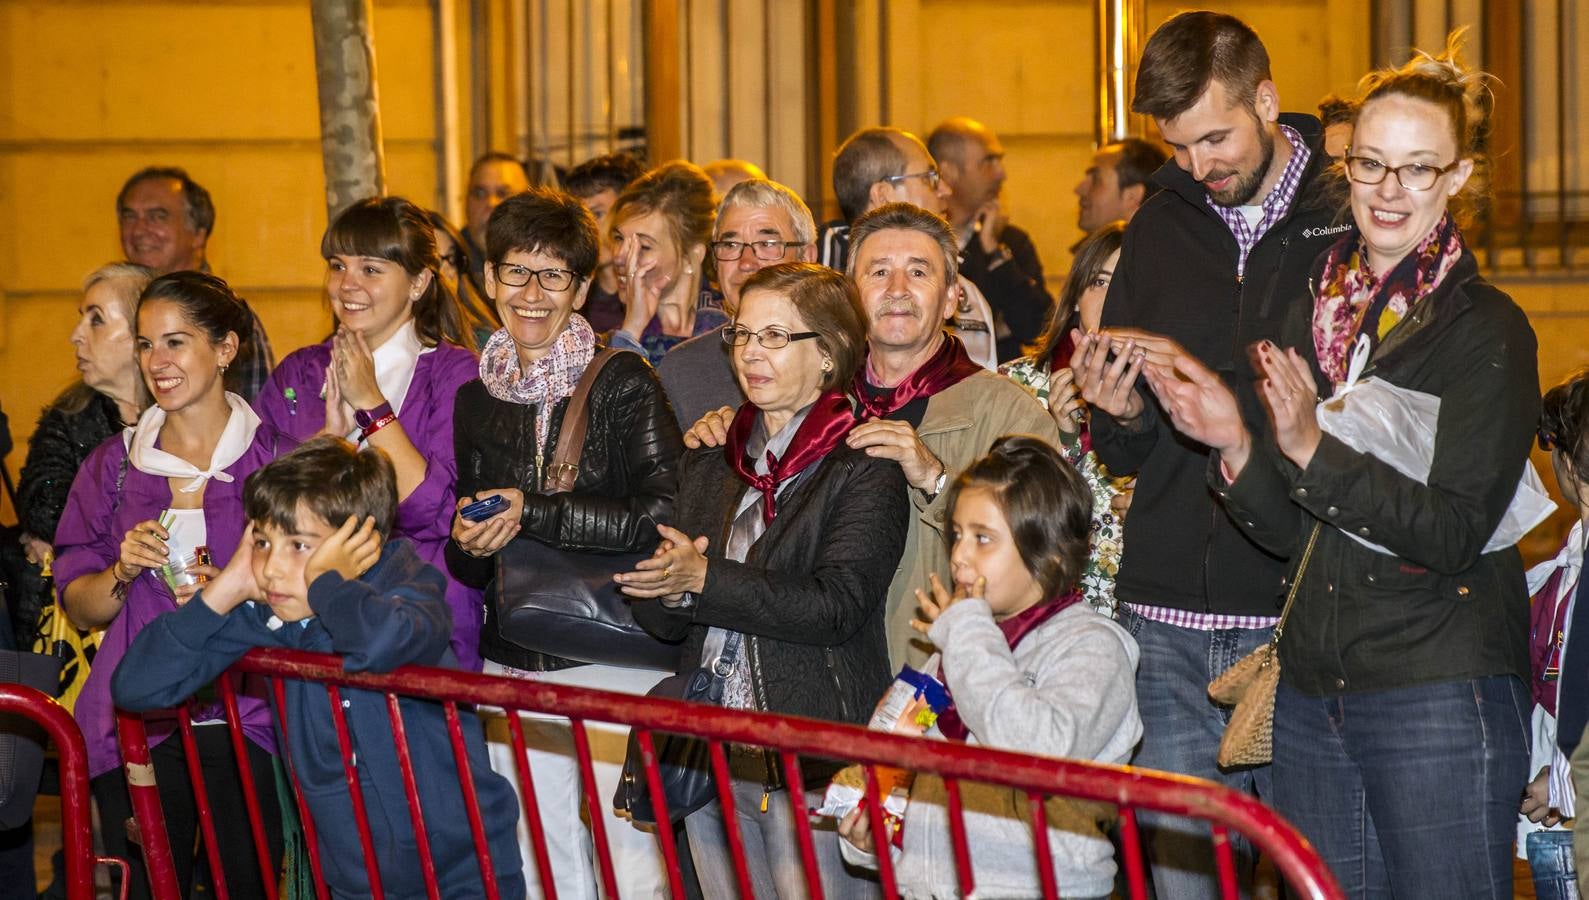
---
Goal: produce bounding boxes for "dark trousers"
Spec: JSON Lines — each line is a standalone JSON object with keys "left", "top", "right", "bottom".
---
{"left": 1272, "top": 675, "right": 1529, "bottom": 900}
{"left": 92, "top": 724, "right": 283, "bottom": 900}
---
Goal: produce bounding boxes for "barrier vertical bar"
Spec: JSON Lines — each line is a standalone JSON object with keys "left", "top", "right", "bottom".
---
{"left": 860, "top": 763, "right": 899, "bottom": 900}
{"left": 384, "top": 694, "right": 441, "bottom": 900}
{"left": 1118, "top": 806, "right": 1149, "bottom": 900}
{"left": 569, "top": 718, "right": 620, "bottom": 899}
{"left": 1026, "top": 791, "right": 1058, "bottom": 900}
{"left": 1212, "top": 823, "right": 1239, "bottom": 900}
{"left": 174, "top": 712, "right": 229, "bottom": 900}
{"left": 505, "top": 712, "right": 559, "bottom": 898}
{"left": 326, "top": 684, "right": 386, "bottom": 899}
{"left": 219, "top": 674, "right": 278, "bottom": 899}
{"left": 635, "top": 728, "right": 688, "bottom": 898}
{"left": 271, "top": 678, "right": 331, "bottom": 900}
{"left": 113, "top": 710, "right": 182, "bottom": 900}
{"left": 443, "top": 701, "right": 502, "bottom": 900}
{"left": 943, "top": 776, "right": 974, "bottom": 898}
{"left": 780, "top": 751, "right": 824, "bottom": 900}
{"left": 707, "top": 739, "right": 756, "bottom": 897}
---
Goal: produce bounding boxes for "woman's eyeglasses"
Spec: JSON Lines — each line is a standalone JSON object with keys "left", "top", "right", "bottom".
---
{"left": 721, "top": 325, "right": 820, "bottom": 349}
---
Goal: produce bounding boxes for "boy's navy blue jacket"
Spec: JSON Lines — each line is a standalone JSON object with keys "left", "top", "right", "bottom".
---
{"left": 111, "top": 539, "right": 525, "bottom": 900}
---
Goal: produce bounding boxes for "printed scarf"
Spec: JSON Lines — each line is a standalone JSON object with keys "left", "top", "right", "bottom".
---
{"left": 724, "top": 390, "right": 858, "bottom": 525}
{"left": 478, "top": 313, "right": 596, "bottom": 449}
{"left": 1312, "top": 214, "right": 1464, "bottom": 386}
{"left": 853, "top": 333, "right": 982, "bottom": 420}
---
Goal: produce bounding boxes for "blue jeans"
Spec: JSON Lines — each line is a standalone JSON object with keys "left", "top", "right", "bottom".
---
{"left": 1272, "top": 676, "right": 1529, "bottom": 899}
{"left": 1118, "top": 607, "right": 1273, "bottom": 900}
{"left": 1527, "top": 830, "right": 1581, "bottom": 900}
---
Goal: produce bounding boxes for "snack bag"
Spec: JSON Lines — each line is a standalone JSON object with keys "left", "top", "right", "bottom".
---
{"left": 815, "top": 655, "right": 951, "bottom": 846}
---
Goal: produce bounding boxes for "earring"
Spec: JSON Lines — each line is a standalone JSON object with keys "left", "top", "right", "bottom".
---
{"left": 219, "top": 364, "right": 229, "bottom": 374}
{"left": 821, "top": 358, "right": 833, "bottom": 372}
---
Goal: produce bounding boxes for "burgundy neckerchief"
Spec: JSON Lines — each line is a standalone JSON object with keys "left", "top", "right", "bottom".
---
{"left": 724, "top": 389, "right": 858, "bottom": 525}
{"left": 853, "top": 333, "right": 982, "bottom": 420}
{"left": 1531, "top": 546, "right": 1575, "bottom": 715}
{"left": 936, "top": 589, "right": 1087, "bottom": 742}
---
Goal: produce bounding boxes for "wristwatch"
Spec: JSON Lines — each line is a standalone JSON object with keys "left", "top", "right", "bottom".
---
{"left": 354, "top": 401, "right": 393, "bottom": 430}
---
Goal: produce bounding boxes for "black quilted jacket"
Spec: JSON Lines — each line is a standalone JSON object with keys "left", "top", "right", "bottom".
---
{"left": 446, "top": 348, "right": 684, "bottom": 670}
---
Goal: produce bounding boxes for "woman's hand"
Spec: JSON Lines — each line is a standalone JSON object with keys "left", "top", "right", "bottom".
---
{"left": 1254, "top": 342, "right": 1323, "bottom": 470}
{"left": 451, "top": 492, "right": 523, "bottom": 557}
{"left": 1520, "top": 766, "right": 1562, "bottom": 827}
{"left": 21, "top": 533, "right": 52, "bottom": 568}
{"left": 1046, "top": 367, "right": 1085, "bottom": 438}
{"left": 838, "top": 804, "right": 876, "bottom": 855}
{"left": 1141, "top": 350, "right": 1253, "bottom": 475}
{"left": 322, "top": 362, "right": 355, "bottom": 437}
{"left": 911, "top": 573, "right": 984, "bottom": 633}
{"left": 1068, "top": 330, "right": 1146, "bottom": 424}
{"left": 332, "top": 328, "right": 385, "bottom": 412}
{"left": 615, "top": 524, "right": 709, "bottom": 600}
{"left": 116, "top": 519, "right": 170, "bottom": 584}
{"left": 616, "top": 242, "right": 665, "bottom": 337}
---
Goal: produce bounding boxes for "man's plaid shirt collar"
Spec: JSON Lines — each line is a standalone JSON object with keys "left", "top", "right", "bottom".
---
{"left": 1207, "top": 124, "right": 1311, "bottom": 277}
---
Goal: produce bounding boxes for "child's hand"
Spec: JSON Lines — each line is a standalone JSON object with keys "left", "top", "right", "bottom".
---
{"left": 838, "top": 804, "right": 876, "bottom": 855}
{"left": 199, "top": 528, "right": 263, "bottom": 616}
{"left": 911, "top": 573, "right": 985, "bottom": 634}
{"left": 305, "top": 516, "right": 382, "bottom": 586}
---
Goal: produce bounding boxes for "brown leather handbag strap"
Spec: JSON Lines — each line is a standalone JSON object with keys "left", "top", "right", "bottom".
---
{"left": 543, "top": 348, "right": 623, "bottom": 494}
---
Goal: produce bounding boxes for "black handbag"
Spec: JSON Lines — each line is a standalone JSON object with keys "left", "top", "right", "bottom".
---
{"left": 614, "top": 633, "right": 740, "bottom": 825}
{"left": 490, "top": 349, "right": 684, "bottom": 671}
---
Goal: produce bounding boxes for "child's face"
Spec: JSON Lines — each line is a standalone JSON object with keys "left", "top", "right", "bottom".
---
{"left": 250, "top": 504, "right": 337, "bottom": 622}
{"left": 949, "top": 486, "right": 1046, "bottom": 621}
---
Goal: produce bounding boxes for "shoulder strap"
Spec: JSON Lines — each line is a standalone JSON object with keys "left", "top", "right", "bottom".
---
{"left": 1271, "top": 521, "right": 1323, "bottom": 646}
{"left": 543, "top": 348, "right": 623, "bottom": 493}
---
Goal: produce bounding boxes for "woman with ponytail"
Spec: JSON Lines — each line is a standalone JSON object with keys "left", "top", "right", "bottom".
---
{"left": 1144, "top": 32, "right": 1539, "bottom": 896}
{"left": 255, "top": 196, "right": 486, "bottom": 668}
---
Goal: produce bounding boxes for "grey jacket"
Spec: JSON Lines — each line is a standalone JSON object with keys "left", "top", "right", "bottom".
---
{"left": 844, "top": 599, "right": 1141, "bottom": 898}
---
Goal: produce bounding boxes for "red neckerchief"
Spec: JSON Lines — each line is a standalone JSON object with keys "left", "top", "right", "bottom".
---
{"left": 936, "top": 589, "right": 1087, "bottom": 742}
{"left": 853, "top": 333, "right": 982, "bottom": 420}
{"left": 724, "top": 390, "right": 858, "bottom": 525}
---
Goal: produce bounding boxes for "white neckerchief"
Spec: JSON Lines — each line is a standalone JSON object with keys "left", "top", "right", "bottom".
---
{"left": 1528, "top": 519, "right": 1586, "bottom": 596}
{"left": 372, "top": 319, "right": 429, "bottom": 417}
{"left": 124, "top": 392, "right": 261, "bottom": 493}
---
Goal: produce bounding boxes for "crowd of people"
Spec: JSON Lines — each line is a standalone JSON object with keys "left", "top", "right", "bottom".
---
{"left": 2, "top": 7, "right": 1583, "bottom": 900}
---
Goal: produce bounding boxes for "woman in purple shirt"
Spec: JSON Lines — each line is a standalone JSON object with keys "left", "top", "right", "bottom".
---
{"left": 255, "top": 197, "right": 484, "bottom": 668}
{"left": 55, "top": 271, "right": 287, "bottom": 900}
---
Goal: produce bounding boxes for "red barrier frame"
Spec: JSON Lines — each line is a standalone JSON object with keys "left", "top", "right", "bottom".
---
{"left": 0, "top": 684, "right": 103, "bottom": 899}
{"left": 111, "top": 647, "right": 1344, "bottom": 900}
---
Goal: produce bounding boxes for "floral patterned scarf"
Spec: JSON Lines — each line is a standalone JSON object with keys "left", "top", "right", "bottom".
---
{"left": 1312, "top": 213, "right": 1464, "bottom": 387}
{"left": 478, "top": 313, "right": 597, "bottom": 449}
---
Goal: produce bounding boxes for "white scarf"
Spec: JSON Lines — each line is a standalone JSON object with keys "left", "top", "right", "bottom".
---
{"left": 371, "top": 319, "right": 429, "bottom": 417}
{"left": 125, "top": 392, "right": 261, "bottom": 493}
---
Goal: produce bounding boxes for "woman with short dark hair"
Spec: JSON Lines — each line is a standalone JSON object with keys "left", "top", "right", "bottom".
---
{"left": 621, "top": 262, "right": 908, "bottom": 898}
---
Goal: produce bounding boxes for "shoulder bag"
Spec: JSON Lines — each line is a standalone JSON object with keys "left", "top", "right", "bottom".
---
{"left": 1207, "top": 522, "right": 1321, "bottom": 768}
{"left": 490, "top": 349, "right": 684, "bottom": 671}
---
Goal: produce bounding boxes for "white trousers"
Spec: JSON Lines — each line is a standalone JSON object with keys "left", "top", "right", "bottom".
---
{"left": 482, "top": 660, "right": 671, "bottom": 900}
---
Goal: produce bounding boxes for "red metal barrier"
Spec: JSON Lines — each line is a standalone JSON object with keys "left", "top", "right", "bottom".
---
{"left": 114, "top": 647, "right": 1344, "bottom": 900}
{"left": 0, "top": 683, "right": 105, "bottom": 900}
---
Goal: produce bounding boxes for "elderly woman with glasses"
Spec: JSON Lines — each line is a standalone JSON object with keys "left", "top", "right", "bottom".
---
{"left": 621, "top": 262, "right": 908, "bottom": 899}
{"left": 1138, "top": 34, "right": 1540, "bottom": 896}
{"left": 445, "top": 186, "right": 683, "bottom": 900}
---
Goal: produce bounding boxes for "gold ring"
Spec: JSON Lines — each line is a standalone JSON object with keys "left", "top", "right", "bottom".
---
{"left": 663, "top": 566, "right": 672, "bottom": 579}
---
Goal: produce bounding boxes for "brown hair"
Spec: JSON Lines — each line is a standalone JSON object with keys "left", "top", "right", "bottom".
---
{"left": 1027, "top": 221, "right": 1126, "bottom": 361}
{"left": 139, "top": 271, "right": 255, "bottom": 396}
{"left": 1355, "top": 28, "right": 1492, "bottom": 226}
{"left": 845, "top": 202, "right": 960, "bottom": 284}
{"left": 738, "top": 263, "right": 866, "bottom": 391}
{"left": 244, "top": 435, "right": 399, "bottom": 538}
{"left": 322, "top": 196, "right": 477, "bottom": 347}
{"left": 608, "top": 161, "right": 716, "bottom": 258}
{"left": 486, "top": 186, "right": 601, "bottom": 278}
{"left": 944, "top": 435, "right": 1093, "bottom": 599}
{"left": 1132, "top": 11, "right": 1271, "bottom": 120}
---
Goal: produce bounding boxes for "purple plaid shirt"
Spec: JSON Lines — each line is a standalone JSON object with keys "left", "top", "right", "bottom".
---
{"left": 1208, "top": 124, "right": 1311, "bottom": 277}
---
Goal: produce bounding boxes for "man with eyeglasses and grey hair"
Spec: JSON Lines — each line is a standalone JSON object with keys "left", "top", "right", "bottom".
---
{"left": 657, "top": 178, "right": 818, "bottom": 428}
{"left": 818, "top": 127, "right": 999, "bottom": 370}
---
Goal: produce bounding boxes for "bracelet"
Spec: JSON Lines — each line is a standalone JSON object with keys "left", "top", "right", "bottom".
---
{"left": 359, "top": 412, "right": 397, "bottom": 442}
{"left": 111, "top": 560, "right": 137, "bottom": 584}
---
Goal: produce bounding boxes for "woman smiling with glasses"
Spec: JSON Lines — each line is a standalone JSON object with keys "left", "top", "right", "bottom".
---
{"left": 1143, "top": 32, "right": 1540, "bottom": 896}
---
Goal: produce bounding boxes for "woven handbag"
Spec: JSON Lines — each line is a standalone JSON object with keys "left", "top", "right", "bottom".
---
{"left": 1208, "top": 523, "right": 1321, "bottom": 768}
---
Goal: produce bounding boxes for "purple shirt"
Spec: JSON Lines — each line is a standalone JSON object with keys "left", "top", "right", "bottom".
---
{"left": 255, "top": 340, "right": 485, "bottom": 670}
{"left": 1207, "top": 124, "right": 1312, "bottom": 277}
{"left": 54, "top": 427, "right": 292, "bottom": 778}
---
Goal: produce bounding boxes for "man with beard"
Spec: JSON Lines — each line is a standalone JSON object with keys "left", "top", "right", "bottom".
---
{"left": 1068, "top": 11, "right": 1339, "bottom": 899}
{"left": 688, "top": 203, "right": 1057, "bottom": 667}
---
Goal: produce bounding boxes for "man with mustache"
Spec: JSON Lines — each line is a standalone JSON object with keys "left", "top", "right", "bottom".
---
{"left": 1069, "top": 11, "right": 1338, "bottom": 898}
{"left": 689, "top": 202, "right": 1056, "bottom": 667}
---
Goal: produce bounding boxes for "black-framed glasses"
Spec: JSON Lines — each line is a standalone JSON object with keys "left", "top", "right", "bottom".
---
{"left": 721, "top": 324, "right": 820, "bottom": 349}
{"left": 711, "top": 239, "right": 807, "bottom": 262}
{"left": 879, "top": 167, "right": 942, "bottom": 190}
{"left": 492, "top": 263, "right": 583, "bottom": 292}
{"left": 1344, "top": 154, "right": 1463, "bottom": 191}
